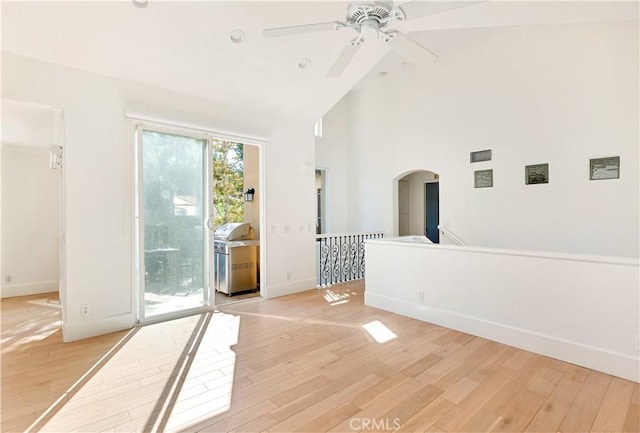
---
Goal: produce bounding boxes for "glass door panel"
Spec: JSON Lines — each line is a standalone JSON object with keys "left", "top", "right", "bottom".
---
{"left": 141, "top": 130, "right": 207, "bottom": 318}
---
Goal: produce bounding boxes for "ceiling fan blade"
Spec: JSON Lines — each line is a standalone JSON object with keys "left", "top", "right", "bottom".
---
{"left": 326, "top": 40, "right": 362, "bottom": 78}
{"left": 388, "top": 31, "right": 438, "bottom": 67}
{"left": 396, "top": 1, "right": 484, "bottom": 20}
{"left": 263, "top": 22, "right": 340, "bottom": 38}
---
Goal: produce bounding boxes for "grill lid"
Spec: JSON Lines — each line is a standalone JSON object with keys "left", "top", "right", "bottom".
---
{"left": 214, "top": 222, "right": 251, "bottom": 241}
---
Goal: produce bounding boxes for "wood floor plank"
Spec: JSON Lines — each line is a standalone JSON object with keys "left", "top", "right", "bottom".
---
{"left": 266, "top": 395, "right": 338, "bottom": 432}
{"left": 527, "top": 366, "right": 565, "bottom": 396}
{"left": 431, "top": 340, "right": 500, "bottom": 390}
{"left": 379, "top": 383, "right": 443, "bottom": 427}
{"left": 269, "top": 375, "right": 332, "bottom": 407}
{"left": 434, "top": 366, "right": 516, "bottom": 432}
{"left": 524, "top": 376, "right": 582, "bottom": 432}
{"left": 269, "top": 356, "right": 390, "bottom": 423}
{"left": 590, "top": 376, "right": 635, "bottom": 433}
{"left": 442, "top": 377, "right": 480, "bottom": 404}
{"left": 558, "top": 370, "right": 611, "bottom": 433}
{"left": 296, "top": 402, "right": 361, "bottom": 433}
{"left": 458, "top": 408, "right": 502, "bottom": 433}
{"left": 395, "top": 397, "right": 455, "bottom": 433}
{"left": 491, "top": 389, "right": 547, "bottom": 432}
{"left": 327, "top": 370, "right": 438, "bottom": 432}
{"left": 624, "top": 382, "right": 639, "bottom": 433}
{"left": 482, "top": 354, "right": 549, "bottom": 414}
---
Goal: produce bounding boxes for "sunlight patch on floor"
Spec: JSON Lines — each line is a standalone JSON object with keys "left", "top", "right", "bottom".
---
{"left": 323, "top": 289, "right": 351, "bottom": 306}
{"left": 30, "top": 312, "right": 240, "bottom": 433}
{"left": 362, "top": 320, "right": 397, "bottom": 344}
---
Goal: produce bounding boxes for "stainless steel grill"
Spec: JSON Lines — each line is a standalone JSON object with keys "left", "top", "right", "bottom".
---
{"left": 213, "top": 223, "right": 259, "bottom": 295}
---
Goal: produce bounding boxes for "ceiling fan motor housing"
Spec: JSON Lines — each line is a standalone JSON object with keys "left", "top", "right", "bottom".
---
{"left": 346, "top": 1, "right": 393, "bottom": 28}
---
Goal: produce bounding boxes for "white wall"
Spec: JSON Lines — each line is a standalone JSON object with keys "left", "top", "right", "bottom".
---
{"left": 334, "top": 20, "right": 639, "bottom": 257}
{"left": 2, "top": 53, "right": 316, "bottom": 341}
{"left": 315, "top": 97, "right": 350, "bottom": 233}
{"left": 1, "top": 144, "right": 60, "bottom": 297}
{"left": 264, "top": 119, "right": 317, "bottom": 297}
{"left": 243, "top": 144, "right": 260, "bottom": 240}
{"left": 366, "top": 240, "right": 640, "bottom": 381}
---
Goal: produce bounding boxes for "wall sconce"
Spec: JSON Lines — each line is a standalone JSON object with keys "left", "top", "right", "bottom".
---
{"left": 244, "top": 188, "right": 255, "bottom": 202}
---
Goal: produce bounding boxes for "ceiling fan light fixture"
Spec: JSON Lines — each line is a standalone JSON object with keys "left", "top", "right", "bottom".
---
{"left": 132, "top": 0, "right": 149, "bottom": 8}
{"left": 229, "top": 30, "right": 246, "bottom": 44}
{"left": 261, "top": 0, "right": 471, "bottom": 77}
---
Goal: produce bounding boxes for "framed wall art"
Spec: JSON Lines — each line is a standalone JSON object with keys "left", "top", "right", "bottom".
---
{"left": 525, "top": 163, "right": 549, "bottom": 185}
{"left": 470, "top": 149, "right": 492, "bottom": 163}
{"left": 474, "top": 169, "right": 493, "bottom": 188}
{"left": 590, "top": 156, "right": 620, "bottom": 180}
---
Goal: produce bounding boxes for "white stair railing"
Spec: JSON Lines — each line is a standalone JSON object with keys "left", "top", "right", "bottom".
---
{"left": 437, "top": 225, "right": 466, "bottom": 246}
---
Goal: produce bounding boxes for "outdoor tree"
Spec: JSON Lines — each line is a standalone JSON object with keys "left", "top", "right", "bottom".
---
{"left": 212, "top": 139, "right": 244, "bottom": 226}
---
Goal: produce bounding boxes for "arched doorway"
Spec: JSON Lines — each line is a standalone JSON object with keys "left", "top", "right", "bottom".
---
{"left": 395, "top": 170, "right": 439, "bottom": 242}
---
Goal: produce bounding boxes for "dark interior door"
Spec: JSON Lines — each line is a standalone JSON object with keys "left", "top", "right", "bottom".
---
{"left": 425, "top": 183, "right": 439, "bottom": 243}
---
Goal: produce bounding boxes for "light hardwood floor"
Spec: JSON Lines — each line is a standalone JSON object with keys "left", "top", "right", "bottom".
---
{"left": 1, "top": 282, "right": 638, "bottom": 433}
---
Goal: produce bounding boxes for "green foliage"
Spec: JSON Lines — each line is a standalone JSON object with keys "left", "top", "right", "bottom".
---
{"left": 212, "top": 139, "right": 244, "bottom": 226}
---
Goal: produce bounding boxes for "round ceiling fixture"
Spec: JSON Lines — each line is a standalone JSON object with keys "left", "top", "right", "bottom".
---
{"left": 132, "top": 0, "right": 149, "bottom": 8}
{"left": 298, "top": 57, "right": 312, "bottom": 69}
{"left": 378, "top": 71, "right": 388, "bottom": 77}
{"left": 229, "top": 30, "right": 246, "bottom": 44}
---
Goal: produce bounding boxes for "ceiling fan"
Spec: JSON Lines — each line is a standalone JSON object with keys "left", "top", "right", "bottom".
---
{"left": 262, "top": 1, "right": 480, "bottom": 77}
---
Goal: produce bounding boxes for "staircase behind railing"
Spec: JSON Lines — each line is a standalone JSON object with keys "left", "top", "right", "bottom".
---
{"left": 316, "top": 232, "right": 384, "bottom": 287}
{"left": 437, "top": 225, "right": 466, "bottom": 246}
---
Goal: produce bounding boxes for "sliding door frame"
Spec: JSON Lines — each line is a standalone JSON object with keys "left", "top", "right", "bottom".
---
{"left": 129, "top": 116, "right": 268, "bottom": 324}
{"left": 132, "top": 120, "right": 212, "bottom": 324}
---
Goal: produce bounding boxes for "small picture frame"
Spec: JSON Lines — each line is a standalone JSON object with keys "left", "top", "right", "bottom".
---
{"left": 525, "top": 163, "right": 549, "bottom": 185}
{"left": 590, "top": 156, "right": 620, "bottom": 180}
{"left": 470, "top": 149, "right": 492, "bottom": 163}
{"left": 474, "top": 169, "right": 493, "bottom": 188}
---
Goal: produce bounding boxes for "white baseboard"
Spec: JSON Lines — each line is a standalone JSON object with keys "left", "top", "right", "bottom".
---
{"left": 62, "top": 313, "right": 135, "bottom": 342}
{"left": 1, "top": 280, "right": 59, "bottom": 298}
{"left": 365, "top": 292, "right": 640, "bottom": 382}
{"left": 266, "top": 278, "right": 317, "bottom": 299}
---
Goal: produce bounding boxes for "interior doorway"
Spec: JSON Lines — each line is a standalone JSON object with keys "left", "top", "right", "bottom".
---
{"left": 315, "top": 169, "right": 327, "bottom": 234}
{"left": 395, "top": 170, "right": 439, "bottom": 240}
{"left": 1, "top": 99, "right": 64, "bottom": 302}
{"left": 425, "top": 182, "right": 439, "bottom": 243}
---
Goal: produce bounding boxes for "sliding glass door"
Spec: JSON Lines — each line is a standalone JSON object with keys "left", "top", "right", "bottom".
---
{"left": 137, "top": 128, "right": 210, "bottom": 320}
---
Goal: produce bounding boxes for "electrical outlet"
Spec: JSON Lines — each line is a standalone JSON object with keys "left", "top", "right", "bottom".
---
{"left": 81, "top": 304, "right": 90, "bottom": 317}
{"left": 286, "top": 272, "right": 291, "bottom": 281}
{"left": 5, "top": 275, "right": 12, "bottom": 283}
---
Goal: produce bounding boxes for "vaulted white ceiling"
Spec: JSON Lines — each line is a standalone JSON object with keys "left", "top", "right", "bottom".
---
{"left": 2, "top": 1, "right": 637, "bottom": 121}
